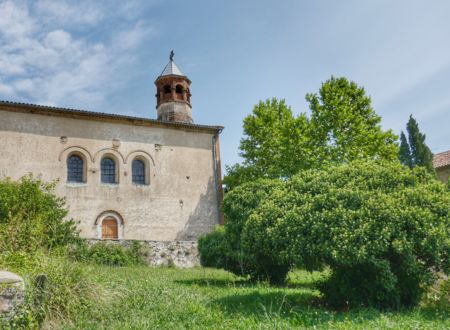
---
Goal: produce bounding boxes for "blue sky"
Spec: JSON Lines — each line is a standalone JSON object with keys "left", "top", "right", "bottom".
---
{"left": 1, "top": 0, "right": 449, "bottom": 169}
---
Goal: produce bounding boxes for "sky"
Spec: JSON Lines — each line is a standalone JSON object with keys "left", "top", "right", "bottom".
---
{"left": 1, "top": 0, "right": 449, "bottom": 169}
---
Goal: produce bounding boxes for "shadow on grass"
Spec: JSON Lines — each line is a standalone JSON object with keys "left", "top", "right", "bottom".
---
{"left": 176, "top": 275, "right": 447, "bottom": 326}
{"left": 175, "top": 278, "right": 252, "bottom": 288}
{"left": 212, "top": 290, "right": 380, "bottom": 326}
{"left": 215, "top": 290, "right": 317, "bottom": 314}
{"left": 175, "top": 277, "right": 318, "bottom": 290}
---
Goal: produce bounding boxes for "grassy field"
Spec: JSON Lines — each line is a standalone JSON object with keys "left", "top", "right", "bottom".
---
{"left": 51, "top": 266, "right": 449, "bottom": 329}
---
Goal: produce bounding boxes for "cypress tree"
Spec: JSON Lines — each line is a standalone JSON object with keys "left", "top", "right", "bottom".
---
{"left": 399, "top": 115, "right": 434, "bottom": 172}
{"left": 399, "top": 131, "right": 413, "bottom": 168}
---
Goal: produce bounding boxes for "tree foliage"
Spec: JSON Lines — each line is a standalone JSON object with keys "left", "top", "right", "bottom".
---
{"left": 198, "top": 179, "right": 286, "bottom": 282}
{"left": 242, "top": 161, "right": 449, "bottom": 308}
{"left": 0, "top": 176, "right": 80, "bottom": 253}
{"left": 223, "top": 99, "right": 310, "bottom": 190}
{"left": 306, "top": 77, "right": 398, "bottom": 163}
{"left": 399, "top": 115, "right": 434, "bottom": 172}
{"left": 224, "top": 77, "right": 399, "bottom": 191}
{"left": 203, "top": 161, "right": 450, "bottom": 307}
{"left": 399, "top": 131, "right": 413, "bottom": 168}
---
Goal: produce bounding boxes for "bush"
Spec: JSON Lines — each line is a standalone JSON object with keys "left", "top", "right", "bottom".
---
{"left": 198, "top": 226, "right": 230, "bottom": 270}
{"left": 198, "top": 179, "right": 287, "bottom": 282}
{"left": 69, "top": 241, "right": 147, "bottom": 267}
{"left": 243, "top": 161, "right": 449, "bottom": 308}
{"left": 422, "top": 275, "right": 450, "bottom": 311}
{"left": 0, "top": 176, "right": 80, "bottom": 253}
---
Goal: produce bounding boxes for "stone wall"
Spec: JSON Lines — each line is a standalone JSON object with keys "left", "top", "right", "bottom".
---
{"left": 0, "top": 108, "right": 221, "bottom": 241}
{"left": 87, "top": 239, "right": 200, "bottom": 268}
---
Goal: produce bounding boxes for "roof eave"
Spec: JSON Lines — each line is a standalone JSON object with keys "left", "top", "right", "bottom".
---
{"left": 0, "top": 100, "right": 223, "bottom": 134}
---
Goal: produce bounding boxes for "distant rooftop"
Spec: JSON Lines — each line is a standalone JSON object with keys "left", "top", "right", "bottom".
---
{"left": 433, "top": 150, "right": 450, "bottom": 169}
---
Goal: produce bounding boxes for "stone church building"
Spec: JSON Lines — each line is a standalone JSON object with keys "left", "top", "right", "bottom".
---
{"left": 0, "top": 55, "right": 224, "bottom": 243}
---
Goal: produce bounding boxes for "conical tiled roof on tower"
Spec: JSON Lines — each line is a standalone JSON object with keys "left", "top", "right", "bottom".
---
{"left": 159, "top": 60, "right": 184, "bottom": 77}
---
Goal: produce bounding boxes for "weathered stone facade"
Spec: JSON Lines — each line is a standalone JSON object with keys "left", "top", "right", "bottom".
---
{"left": 0, "top": 103, "right": 222, "bottom": 241}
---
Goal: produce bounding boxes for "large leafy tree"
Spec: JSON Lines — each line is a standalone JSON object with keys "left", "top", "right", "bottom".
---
{"left": 223, "top": 99, "right": 310, "bottom": 190}
{"left": 306, "top": 76, "right": 398, "bottom": 163}
{"left": 224, "top": 77, "right": 399, "bottom": 190}
{"left": 399, "top": 115, "right": 434, "bottom": 172}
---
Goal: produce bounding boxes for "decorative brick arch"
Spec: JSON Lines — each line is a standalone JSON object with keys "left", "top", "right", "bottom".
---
{"left": 125, "top": 150, "right": 155, "bottom": 166}
{"left": 58, "top": 146, "right": 93, "bottom": 163}
{"left": 93, "top": 148, "right": 125, "bottom": 164}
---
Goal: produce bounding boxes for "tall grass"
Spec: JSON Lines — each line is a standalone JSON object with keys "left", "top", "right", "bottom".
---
{"left": 58, "top": 267, "right": 449, "bottom": 329}
{"left": 0, "top": 251, "right": 109, "bottom": 328}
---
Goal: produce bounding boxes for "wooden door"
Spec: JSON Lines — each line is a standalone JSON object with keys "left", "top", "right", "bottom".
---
{"left": 102, "top": 217, "right": 118, "bottom": 239}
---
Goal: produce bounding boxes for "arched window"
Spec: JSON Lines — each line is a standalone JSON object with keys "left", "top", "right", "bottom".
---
{"left": 101, "top": 157, "right": 117, "bottom": 183}
{"left": 164, "top": 85, "right": 171, "bottom": 94}
{"left": 175, "top": 85, "right": 183, "bottom": 94}
{"left": 67, "top": 154, "right": 84, "bottom": 183}
{"left": 132, "top": 159, "right": 146, "bottom": 185}
{"left": 102, "top": 217, "right": 118, "bottom": 239}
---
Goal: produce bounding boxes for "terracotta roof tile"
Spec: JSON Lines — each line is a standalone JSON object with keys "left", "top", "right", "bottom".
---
{"left": 433, "top": 150, "right": 450, "bottom": 169}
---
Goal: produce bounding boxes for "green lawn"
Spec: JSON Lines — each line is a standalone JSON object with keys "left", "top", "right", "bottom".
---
{"left": 57, "top": 266, "right": 448, "bottom": 329}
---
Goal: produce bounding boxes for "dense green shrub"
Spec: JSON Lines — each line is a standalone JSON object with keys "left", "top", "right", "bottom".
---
{"left": 69, "top": 241, "right": 147, "bottom": 267}
{"left": 422, "top": 276, "right": 450, "bottom": 311}
{"left": 198, "top": 179, "right": 286, "bottom": 281}
{"left": 198, "top": 226, "right": 230, "bottom": 270}
{"left": 244, "top": 161, "right": 449, "bottom": 308}
{"left": 0, "top": 176, "right": 80, "bottom": 253}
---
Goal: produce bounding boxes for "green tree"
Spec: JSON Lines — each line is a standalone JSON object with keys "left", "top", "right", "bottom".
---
{"left": 399, "top": 115, "right": 434, "bottom": 172}
{"left": 224, "top": 77, "right": 399, "bottom": 191}
{"left": 399, "top": 131, "right": 413, "bottom": 168}
{"left": 223, "top": 99, "right": 310, "bottom": 190}
{"left": 198, "top": 179, "right": 286, "bottom": 282}
{"left": 306, "top": 76, "right": 398, "bottom": 163}
{"left": 0, "top": 176, "right": 80, "bottom": 253}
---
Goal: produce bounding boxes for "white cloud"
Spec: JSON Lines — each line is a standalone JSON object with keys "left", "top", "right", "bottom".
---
{"left": 0, "top": 1, "right": 35, "bottom": 39}
{"left": 115, "top": 20, "right": 154, "bottom": 50}
{"left": 34, "top": 0, "right": 104, "bottom": 27}
{"left": 0, "top": 0, "right": 154, "bottom": 109}
{"left": 0, "top": 82, "right": 14, "bottom": 96}
{"left": 44, "top": 30, "right": 72, "bottom": 49}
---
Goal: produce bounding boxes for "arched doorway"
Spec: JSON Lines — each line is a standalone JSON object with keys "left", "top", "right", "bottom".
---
{"left": 95, "top": 211, "right": 124, "bottom": 240}
{"left": 102, "top": 217, "right": 118, "bottom": 239}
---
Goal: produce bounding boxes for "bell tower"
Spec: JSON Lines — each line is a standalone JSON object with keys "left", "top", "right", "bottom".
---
{"left": 155, "top": 51, "right": 193, "bottom": 123}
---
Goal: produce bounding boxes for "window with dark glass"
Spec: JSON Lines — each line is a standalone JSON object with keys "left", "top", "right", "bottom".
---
{"left": 132, "top": 159, "right": 146, "bottom": 185}
{"left": 67, "top": 155, "right": 84, "bottom": 183}
{"left": 101, "top": 157, "right": 116, "bottom": 183}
